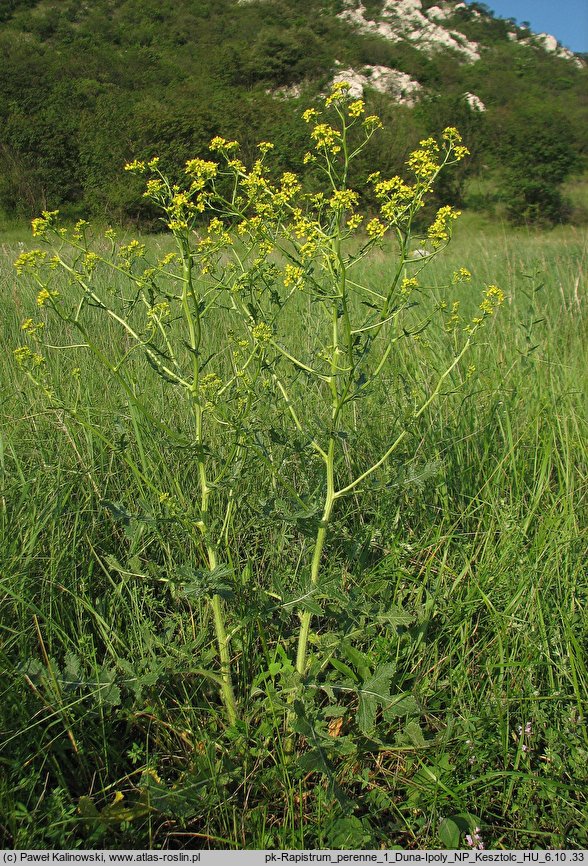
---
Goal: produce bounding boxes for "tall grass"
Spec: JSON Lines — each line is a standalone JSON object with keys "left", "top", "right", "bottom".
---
{"left": 0, "top": 219, "right": 586, "bottom": 850}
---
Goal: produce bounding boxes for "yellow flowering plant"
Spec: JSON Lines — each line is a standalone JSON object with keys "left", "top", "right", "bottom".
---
{"left": 15, "top": 83, "right": 503, "bottom": 741}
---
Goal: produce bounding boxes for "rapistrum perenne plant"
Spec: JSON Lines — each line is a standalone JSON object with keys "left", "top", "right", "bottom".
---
{"left": 14, "top": 82, "right": 504, "bottom": 740}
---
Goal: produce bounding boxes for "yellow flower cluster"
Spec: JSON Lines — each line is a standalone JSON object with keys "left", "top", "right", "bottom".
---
{"left": 363, "top": 115, "right": 383, "bottom": 131}
{"left": 452, "top": 267, "right": 472, "bottom": 283}
{"left": 21, "top": 318, "right": 45, "bottom": 335}
{"left": 142, "top": 179, "right": 164, "bottom": 200}
{"left": 346, "top": 213, "right": 364, "bottom": 231}
{"left": 325, "top": 81, "right": 350, "bottom": 106}
{"left": 251, "top": 321, "right": 273, "bottom": 343}
{"left": 302, "top": 108, "right": 320, "bottom": 124}
{"left": 72, "top": 219, "right": 90, "bottom": 240}
{"left": 124, "top": 157, "right": 159, "bottom": 174}
{"left": 185, "top": 159, "right": 218, "bottom": 193}
{"left": 209, "top": 137, "right": 239, "bottom": 154}
{"left": 31, "top": 210, "right": 59, "bottom": 238}
{"left": 274, "top": 172, "right": 301, "bottom": 205}
{"left": 365, "top": 218, "right": 387, "bottom": 239}
{"left": 444, "top": 300, "right": 461, "bottom": 332}
{"left": 442, "top": 128, "right": 470, "bottom": 161}
{"left": 479, "top": 284, "right": 505, "bottom": 315}
{"left": 372, "top": 175, "right": 414, "bottom": 223}
{"left": 283, "top": 264, "right": 304, "bottom": 287}
{"left": 208, "top": 217, "right": 233, "bottom": 245}
{"left": 427, "top": 205, "right": 461, "bottom": 248}
{"left": 36, "top": 287, "right": 59, "bottom": 307}
{"left": 400, "top": 277, "right": 419, "bottom": 296}
{"left": 348, "top": 99, "right": 365, "bottom": 118}
{"left": 328, "top": 189, "right": 359, "bottom": 211}
{"left": 407, "top": 143, "right": 440, "bottom": 182}
{"left": 13, "top": 346, "right": 45, "bottom": 367}
{"left": 158, "top": 252, "right": 177, "bottom": 267}
{"left": 146, "top": 301, "right": 171, "bottom": 321}
{"left": 120, "top": 239, "right": 146, "bottom": 259}
{"left": 83, "top": 251, "right": 99, "bottom": 272}
{"left": 14, "top": 249, "right": 47, "bottom": 275}
{"left": 310, "top": 123, "right": 342, "bottom": 154}
{"left": 124, "top": 160, "right": 146, "bottom": 173}
{"left": 199, "top": 372, "right": 223, "bottom": 401}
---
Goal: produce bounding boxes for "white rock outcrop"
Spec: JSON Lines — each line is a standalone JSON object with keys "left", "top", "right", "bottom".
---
{"left": 513, "top": 30, "right": 585, "bottom": 68}
{"left": 535, "top": 33, "right": 582, "bottom": 65}
{"left": 426, "top": 5, "right": 452, "bottom": 22}
{"left": 463, "top": 91, "right": 486, "bottom": 111}
{"left": 333, "top": 65, "right": 422, "bottom": 105}
{"left": 338, "top": 0, "right": 480, "bottom": 63}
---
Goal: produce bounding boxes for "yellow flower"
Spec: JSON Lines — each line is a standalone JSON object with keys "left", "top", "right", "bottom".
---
{"left": 346, "top": 213, "right": 364, "bottom": 231}
{"left": 452, "top": 267, "right": 472, "bottom": 283}
{"left": 400, "top": 277, "right": 418, "bottom": 296}
{"left": 325, "top": 81, "right": 350, "bottom": 106}
{"left": 251, "top": 321, "right": 273, "bottom": 343}
{"left": 348, "top": 99, "right": 365, "bottom": 118}
{"left": 302, "top": 108, "right": 320, "bottom": 124}
{"left": 120, "top": 239, "right": 146, "bottom": 259}
{"left": 444, "top": 300, "right": 461, "bottom": 332}
{"left": 124, "top": 160, "right": 146, "bottom": 173}
{"left": 310, "top": 123, "right": 342, "bottom": 154}
{"left": 283, "top": 264, "right": 304, "bottom": 287}
{"left": 363, "top": 115, "right": 383, "bottom": 130}
{"left": 144, "top": 178, "right": 164, "bottom": 197}
{"left": 209, "top": 137, "right": 239, "bottom": 153}
{"left": 442, "top": 127, "right": 462, "bottom": 144}
{"left": 13, "top": 346, "right": 45, "bottom": 367}
{"left": 14, "top": 249, "right": 47, "bottom": 275}
{"left": 158, "top": 252, "right": 177, "bottom": 267}
{"left": 427, "top": 205, "right": 461, "bottom": 248}
{"left": 479, "top": 284, "right": 505, "bottom": 315}
{"left": 366, "top": 218, "right": 387, "bottom": 239}
{"left": 407, "top": 148, "right": 440, "bottom": 181}
{"left": 147, "top": 301, "right": 171, "bottom": 321}
{"left": 31, "top": 210, "right": 59, "bottom": 237}
{"left": 36, "top": 287, "right": 59, "bottom": 307}
{"left": 328, "top": 189, "right": 359, "bottom": 210}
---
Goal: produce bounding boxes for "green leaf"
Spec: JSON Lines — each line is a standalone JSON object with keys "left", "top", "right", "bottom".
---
{"left": 100, "top": 499, "right": 132, "bottom": 525}
{"left": 357, "top": 662, "right": 395, "bottom": 735}
{"left": 97, "top": 669, "right": 121, "bottom": 707}
{"left": 330, "top": 658, "right": 358, "bottom": 682}
{"left": 439, "top": 817, "right": 461, "bottom": 849}
{"left": 383, "top": 693, "right": 419, "bottom": 719}
{"left": 177, "top": 563, "right": 234, "bottom": 600}
{"left": 326, "top": 816, "right": 373, "bottom": 849}
{"left": 375, "top": 607, "right": 415, "bottom": 627}
{"left": 404, "top": 719, "right": 426, "bottom": 747}
{"left": 340, "top": 642, "right": 371, "bottom": 681}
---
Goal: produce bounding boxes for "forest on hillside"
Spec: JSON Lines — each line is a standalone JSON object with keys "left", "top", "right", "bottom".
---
{"left": 1, "top": 0, "right": 586, "bottom": 226}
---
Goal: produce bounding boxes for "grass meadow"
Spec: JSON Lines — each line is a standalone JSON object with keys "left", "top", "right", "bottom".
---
{"left": 0, "top": 214, "right": 586, "bottom": 850}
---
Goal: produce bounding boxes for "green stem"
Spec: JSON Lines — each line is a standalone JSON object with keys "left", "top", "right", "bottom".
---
{"left": 180, "top": 235, "right": 239, "bottom": 727}
{"left": 295, "top": 437, "right": 336, "bottom": 677}
{"left": 208, "top": 547, "right": 239, "bottom": 728}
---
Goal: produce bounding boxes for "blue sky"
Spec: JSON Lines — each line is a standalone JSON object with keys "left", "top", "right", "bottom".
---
{"left": 465, "top": 0, "right": 588, "bottom": 53}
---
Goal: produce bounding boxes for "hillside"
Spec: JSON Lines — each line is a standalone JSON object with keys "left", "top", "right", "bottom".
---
{"left": 0, "top": 0, "right": 586, "bottom": 225}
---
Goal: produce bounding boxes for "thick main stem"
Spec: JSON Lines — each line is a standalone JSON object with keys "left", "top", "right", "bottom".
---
{"left": 181, "top": 238, "right": 239, "bottom": 727}
{"left": 207, "top": 542, "right": 239, "bottom": 727}
{"left": 295, "top": 424, "right": 336, "bottom": 678}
